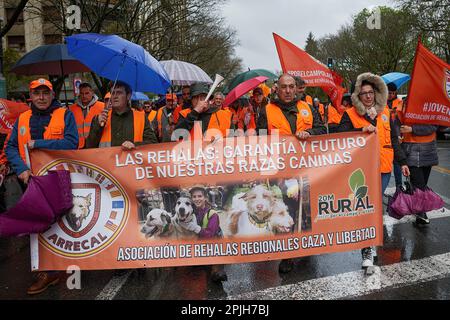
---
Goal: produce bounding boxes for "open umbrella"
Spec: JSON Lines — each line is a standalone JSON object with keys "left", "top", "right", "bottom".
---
{"left": 381, "top": 72, "right": 411, "bottom": 89}
{"left": 160, "top": 60, "right": 213, "bottom": 85}
{"left": 0, "top": 170, "right": 73, "bottom": 237}
{"left": 65, "top": 33, "right": 170, "bottom": 94}
{"left": 223, "top": 76, "right": 268, "bottom": 107}
{"left": 10, "top": 44, "right": 91, "bottom": 105}
{"left": 131, "top": 92, "right": 150, "bottom": 101}
{"left": 226, "top": 69, "right": 277, "bottom": 92}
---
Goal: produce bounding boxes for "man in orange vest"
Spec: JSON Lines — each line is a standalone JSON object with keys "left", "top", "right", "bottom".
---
{"left": 337, "top": 72, "right": 410, "bottom": 269}
{"left": 69, "top": 82, "right": 105, "bottom": 149}
{"left": 175, "top": 83, "right": 233, "bottom": 140}
{"left": 86, "top": 81, "right": 157, "bottom": 149}
{"left": 5, "top": 78, "right": 78, "bottom": 295}
{"left": 294, "top": 76, "right": 313, "bottom": 105}
{"left": 387, "top": 82, "right": 404, "bottom": 187}
{"left": 152, "top": 93, "right": 179, "bottom": 143}
{"left": 312, "top": 98, "right": 342, "bottom": 133}
{"left": 257, "top": 74, "right": 326, "bottom": 274}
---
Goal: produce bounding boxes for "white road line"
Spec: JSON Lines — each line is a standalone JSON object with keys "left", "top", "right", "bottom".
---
{"left": 95, "top": 271, "right": 132, "bottom": 300}
{"left": 225, "top": 252, "right": 450, "bottom": 300}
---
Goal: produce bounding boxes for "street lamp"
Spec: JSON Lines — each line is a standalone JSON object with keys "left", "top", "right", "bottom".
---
{"left": 0, "top": 17, "right": 6, "bottom": 99}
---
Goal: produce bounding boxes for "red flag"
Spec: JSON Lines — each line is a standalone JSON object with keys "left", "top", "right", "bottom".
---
{"left": 403, "top": 40, "right": 450, "bottom": 126}
{"left": 0, "top": 99, "right": 29, "bottom": 134}
{"left": 273, "top": 33, "right": 343, "bottom": 108}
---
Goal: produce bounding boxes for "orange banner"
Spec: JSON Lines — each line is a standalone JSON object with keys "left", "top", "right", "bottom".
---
{"left": 30, "top": 132, "right": 382, "bottom": 271}
{"left": 404, "top": 41, "right": 450, "bottom": 126}
{"left": 273, "top": 33, "right": 345, "bottom": 108}
{"left": 0, "top": 99, "right": 29, "bottom": 134}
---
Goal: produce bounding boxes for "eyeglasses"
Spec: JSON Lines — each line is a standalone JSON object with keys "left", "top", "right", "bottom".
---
{"left": 359, "top": 91, "right": 374, "bottom": 97}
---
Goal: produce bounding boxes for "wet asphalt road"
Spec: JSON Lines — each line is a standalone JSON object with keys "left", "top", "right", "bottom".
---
{"left": 0, "top": 141, "right": 449, "bottom": 300}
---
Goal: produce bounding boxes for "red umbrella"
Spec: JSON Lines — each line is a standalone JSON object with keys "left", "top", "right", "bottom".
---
{"left": 223, "top": 76, "right": 268, "bottom": 107}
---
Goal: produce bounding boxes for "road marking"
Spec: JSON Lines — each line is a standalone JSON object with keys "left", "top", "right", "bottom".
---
{"left": 433, "top": 166, "right": 450, "bottom": 175}
{"left": 95, "top": 271, "right": 132, "bottom": 300}
{"left": 225, "top": 252, "right": 450, "bottom": 300}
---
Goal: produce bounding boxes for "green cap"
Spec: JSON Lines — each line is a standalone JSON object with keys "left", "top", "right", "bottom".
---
{"left": 190, "top": 83, "right": 210, "bottom": 98}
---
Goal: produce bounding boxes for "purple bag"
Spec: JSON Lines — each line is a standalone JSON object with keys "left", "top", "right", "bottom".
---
{"left": 387, "top": 179, "right": 444, "bottom": 219}
{"left": 0, "top": 170, "right": 73, "bottom": 237}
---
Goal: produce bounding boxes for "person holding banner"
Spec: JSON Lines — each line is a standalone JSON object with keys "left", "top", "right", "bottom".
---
{"left": 86, "top": 81, "right": 158, "bottom": 149}
{"left": 178, "top": 185, "right": 228, "bottom": 282}
{"left": 256, "top": 74, "right": 326, "bottom": 273}
{"left": 337, "top": 72, "right": 409, "bottom": 268}
{"left": 5, "top": 78, "right": 79, "bottom": 295}
{"left": 175, "top": 83, "right": 233, "bottom": 140}
{"left": 69, "top": 82, "right": 105, "bottom": 149}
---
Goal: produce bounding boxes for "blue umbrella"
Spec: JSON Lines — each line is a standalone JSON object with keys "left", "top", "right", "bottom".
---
{"left": 65, "top": 33, "right": 170, "bottom": 94}
{"left": 131, "top": 92, "right": 150, "bottom": 101}
{"left": 381, "top": 72, "right": 411, "bottom": 89}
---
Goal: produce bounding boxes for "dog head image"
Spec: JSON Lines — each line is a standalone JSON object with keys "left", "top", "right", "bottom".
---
{"left": 241, "top": 185, "right": 275, "bottom": 223}
{"left": 174, "top": 196, "right": 194, "bottom": 223}
{"left": 269, "top": 200, "right": 294, "bottom": 234}
{"left": 67, "top": 193, "right": 92, "bottom": 231}
{"left": 140, "top": 208, "right": 173, "bottom": 238}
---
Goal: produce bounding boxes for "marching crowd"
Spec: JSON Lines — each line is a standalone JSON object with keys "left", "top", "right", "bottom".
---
{"left": 0, "top": 70, "right": 440, "bottom": 295}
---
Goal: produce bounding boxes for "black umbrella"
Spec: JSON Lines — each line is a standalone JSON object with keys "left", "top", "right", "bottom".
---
{"left": 10, "top": 44, "right": 90, "bottom": 104}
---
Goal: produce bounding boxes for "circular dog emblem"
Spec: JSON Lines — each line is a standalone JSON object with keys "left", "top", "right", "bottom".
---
{"left": 37, "top": 160, "right": 129, "bottom": 258}
{"left": 381, "top": 114, "right": 388, "bottom": 122}
{"left": 19, "top": 126, "right": 26, "bottom": 136}
{"left": 301, "top": 109, "right": 309, "bottom": 117}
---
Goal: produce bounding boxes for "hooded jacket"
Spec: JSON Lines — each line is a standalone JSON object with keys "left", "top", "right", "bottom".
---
{"left": 338, "top": 73, "right": 406, "bottom": 167}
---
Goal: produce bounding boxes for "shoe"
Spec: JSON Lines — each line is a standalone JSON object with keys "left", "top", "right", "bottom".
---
{"left": 361, "top": 247, "right": 373, "bottom": 269}
{"left": 27, "top": 272, "right": 60, "bottom": 295}
{"left": 415, "top": 213, "right": 430, "bottom": 225}
{"left": 211, "top": 265, "right": 228, "bottom": 282}
{"left": 278, "top": 259, "right": 294, "bottom": 273}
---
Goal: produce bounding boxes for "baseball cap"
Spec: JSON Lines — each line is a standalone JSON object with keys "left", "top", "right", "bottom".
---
{"left": 29, "top": 78, "right": 53, "bottom": 91}
{"left": 166, "top": 93, "right": 177, "bottom": 101}
{"left": 104, "top": 92, "right": 111, "bottom": 99}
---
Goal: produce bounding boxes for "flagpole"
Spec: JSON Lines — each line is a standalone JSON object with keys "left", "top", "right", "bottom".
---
{"left": 404, "top": 36, "right": 422, "bottom": 117}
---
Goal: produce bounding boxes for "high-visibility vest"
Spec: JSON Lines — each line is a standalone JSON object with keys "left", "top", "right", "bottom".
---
{"left": 305, "top": 95, "right": 313, "bottom": 105}
{"left": 388, "top": 98, "right": 403, "bottom": 122}
{"left": 99, "top": 109, "right": 145, "bottom": 148}
{"left": 318, "top": 104, "right": 342, "bottom": 125}
{"left": 179, "top": 108, "right": 232, "bottom": 139}
{"left": 69, "top": 101, "right": 105, "bottom": 149}
{"left": 17, "top": 108, "right": 66, "bottom": 163}
{"left": 395, "top": 102, "right": 436, "bottom": 143}
{"left": 238, "top": 106, "right": 256, "bottom": 130}
{"left": 201, "top": 209, "right": 223, "bottom": 237}
{"left": 346, "top": 106, "right": 394, "bottom": 173}
{"left": 265, "top": 101, "right": 313, "bottom": 135}
{"left": 147, "top": 110, "right": 157, "bottom": 123}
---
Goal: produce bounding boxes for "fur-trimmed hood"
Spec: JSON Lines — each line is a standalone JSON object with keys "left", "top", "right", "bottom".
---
{"left": 351, "top": 72, "right": 388, "bottom": 116}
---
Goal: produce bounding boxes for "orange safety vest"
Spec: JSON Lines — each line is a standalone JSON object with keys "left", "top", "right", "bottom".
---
{"left": 17, "top": 108, "right": 66, "bottom": 163}
{"left": 318, "top": 104, "right": 342, "bottom": 125}
{"left": 265, "top": 101, "right": 313, "bottom": 135}
{"left": 147, "top": 110, "right": 157, "bottom": 123}
{"left": 179, "top": 108, "right": 232, "bottom": 139}
{"left": 305, "top": 95, "right": 313, "bottom": 105}
{"left": 238, "top": 106, "right": 256, "bottom": 131}
{"left": 69, "top": 101, "right": 105, "bottom": 149}
{"left": 346, "top": 106, "right": 394, "bottom": 173}
{"left": 99, "top": 109, "right": 145, "bottom": 148}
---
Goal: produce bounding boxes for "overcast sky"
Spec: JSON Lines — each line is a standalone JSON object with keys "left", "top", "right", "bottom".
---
{"left": 221, "top": 0, "right": 394, "bottom": 73}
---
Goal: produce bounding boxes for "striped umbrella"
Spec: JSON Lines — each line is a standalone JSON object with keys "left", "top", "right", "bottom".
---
{"left": 160, "top": 60, "right": 213, "bottom": 85}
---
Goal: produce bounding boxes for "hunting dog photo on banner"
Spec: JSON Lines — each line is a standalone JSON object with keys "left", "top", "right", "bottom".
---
{"left": 136, "top": 176, "right": 312, "bottom": 240}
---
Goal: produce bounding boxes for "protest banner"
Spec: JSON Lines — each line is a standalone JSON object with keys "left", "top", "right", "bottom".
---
{"left": 30, "top": 132, "right": 382, "bottom": 271}
{"left": 403, "top": 40, "right": 450, "bottom": 127}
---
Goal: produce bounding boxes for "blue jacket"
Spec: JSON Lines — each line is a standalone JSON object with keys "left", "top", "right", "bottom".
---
{"left": 5, "top": 100, "right": 79, "bottom": 176}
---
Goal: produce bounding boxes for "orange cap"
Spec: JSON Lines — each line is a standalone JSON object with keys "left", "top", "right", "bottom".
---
{"left": 29, "top": 78, "right": 53, "bottom": 91}
{"left": 104, "top": 92, "right": 111, "bottom": 99}
{"left": 166, "top": 93, "right": 177, "bottom": 101}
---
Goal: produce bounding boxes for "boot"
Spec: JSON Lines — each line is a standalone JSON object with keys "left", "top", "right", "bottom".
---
{"left": 211, "top": 264, "right": 227, "bottom": 282}
{"left": 278, "top": 259, "right": 294, "bottom": 273}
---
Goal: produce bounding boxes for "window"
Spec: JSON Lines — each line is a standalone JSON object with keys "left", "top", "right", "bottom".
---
{"left": 7, "top": 36, "right": 26, "bottom": 52}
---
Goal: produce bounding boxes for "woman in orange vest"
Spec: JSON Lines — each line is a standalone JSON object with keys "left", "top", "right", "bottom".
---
{"left": 338, "top": 72, "right": 410, "bottom": 269}
{"left": 397, "top": 100, "right": 439, "bottom": 225}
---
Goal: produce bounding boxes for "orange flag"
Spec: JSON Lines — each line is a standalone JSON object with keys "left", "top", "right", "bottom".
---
{"left": 0, "top": 99, "right": 30, "bottom": 134}
{"left": 404, "top": 40, "right": 450, "bottom": 126}
{"left": 273, "top": 33, "right": 344, "bottom": 108}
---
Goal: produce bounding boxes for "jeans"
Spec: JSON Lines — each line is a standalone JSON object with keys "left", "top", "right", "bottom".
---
{"left": 381, "top": 172, "right": 391, "bottom": 196}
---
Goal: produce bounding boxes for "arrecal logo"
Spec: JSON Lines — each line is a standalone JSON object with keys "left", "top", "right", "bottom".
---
{"left": 37, "top": 160, "right": 129, "bottom": 258}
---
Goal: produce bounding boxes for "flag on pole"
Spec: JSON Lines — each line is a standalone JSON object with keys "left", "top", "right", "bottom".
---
{"left": 403, "top": 40, "right": 450, "bottom": 126}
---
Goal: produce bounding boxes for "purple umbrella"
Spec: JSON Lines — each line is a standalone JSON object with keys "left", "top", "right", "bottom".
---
{"left": 0, "top": 170, "right": 73, "bottom": 237}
